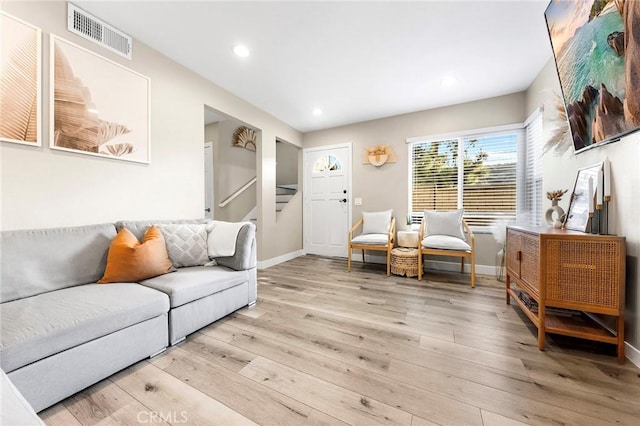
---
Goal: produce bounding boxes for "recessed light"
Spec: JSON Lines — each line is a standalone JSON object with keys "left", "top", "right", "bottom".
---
{"left": 312, "top": 108, "right": 323, "bottom": 116}
{"left": 233, "top": 44, "right": 250, "bottom": 58}
{"left": 441, "top": 75, "right": 457, "bottom": 87}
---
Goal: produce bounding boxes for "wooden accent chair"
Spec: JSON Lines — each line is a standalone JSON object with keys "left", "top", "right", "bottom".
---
{"left": 418, "top": 209, "right": 475, "bottom": 287}
{"left": 348, "top": 210, "right": 396, "bottom": 276}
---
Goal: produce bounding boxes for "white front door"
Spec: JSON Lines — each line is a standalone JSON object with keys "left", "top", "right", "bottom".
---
{"left": 303, "top": 144, "right": 351, "bottom": 257}
{"left": 204, "top": 142, "right": 214, "bottom": 219}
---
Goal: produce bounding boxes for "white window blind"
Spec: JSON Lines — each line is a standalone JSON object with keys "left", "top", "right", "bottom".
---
{"left": 462, "top": 133, "right": 518, "bottom": 227}
{"left": 518, "top": 109, "right": 543, "bottom": 225}
{"left": 410, "top": 139, "right": 459, "bottom": 223}
{"left": 409, "top": 127, "right": 521, "bottom": 228}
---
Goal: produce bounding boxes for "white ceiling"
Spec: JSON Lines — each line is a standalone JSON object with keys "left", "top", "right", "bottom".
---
{"left": 77, "top": 0, "right": 553, "bottom": 133}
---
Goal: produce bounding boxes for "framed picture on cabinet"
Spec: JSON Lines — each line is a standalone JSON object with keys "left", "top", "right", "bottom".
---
{"left": 564, "top": 162, "right": 602, "bottom": 232}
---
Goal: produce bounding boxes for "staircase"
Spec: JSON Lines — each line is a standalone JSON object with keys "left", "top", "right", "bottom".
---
{"left": 276, "top": 184, "right": 298, "bottom": 212}
{"left": 245, "top": 184, "right": 298, "bottom": 225}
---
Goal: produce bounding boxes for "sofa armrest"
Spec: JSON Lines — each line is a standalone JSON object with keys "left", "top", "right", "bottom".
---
{"left": 215, "top": 223, "right": 257, "bottom": 271}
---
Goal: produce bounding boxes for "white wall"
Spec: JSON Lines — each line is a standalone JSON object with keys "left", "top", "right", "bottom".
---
{"left": 303, "top": 92, "right": 527, "bottom": 268}
{"left": 527, "top": 58, "right": 640, "bottom": 355}
{"left": 0, "top": 1, "right": 303, "bottom": 262}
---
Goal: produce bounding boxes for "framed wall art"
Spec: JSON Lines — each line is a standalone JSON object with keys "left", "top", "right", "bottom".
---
{"left": 50, "top": 35, "right": 150, "bottom": 163}
{"left": 0, "top": 12, "right": 42, "bottom": 146}
{"left": 545, "top": 0, "right": 640, "bottom": 153}
{"left": 563, "top": 162, "right": 602, "bottom": 231}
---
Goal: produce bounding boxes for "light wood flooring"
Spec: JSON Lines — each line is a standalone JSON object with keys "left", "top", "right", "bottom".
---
{"left": 40, "top": 256, "right": 640, "bottom": 426}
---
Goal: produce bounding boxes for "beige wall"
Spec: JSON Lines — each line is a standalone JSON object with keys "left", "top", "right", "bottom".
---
{"left": 303, "top": 93, "right": 527, "bottom": 268}
{"left": 214, "top": 119, "right": 257, "bottom": 222}
{"left": 527, "top": 59, "right": 640, "bottom": 353}
{"left": 276, "top": 141, "right": 299, "bottom": 186}
{"left": 0, "top": 1, "right": 303, "bottom": 262}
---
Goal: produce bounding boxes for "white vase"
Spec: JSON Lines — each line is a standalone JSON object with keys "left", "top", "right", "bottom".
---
{"left": 545, "top": 199, "right": 565, "bottom": 228}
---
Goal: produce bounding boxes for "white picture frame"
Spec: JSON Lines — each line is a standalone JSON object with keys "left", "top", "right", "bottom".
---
{"left": 50, "top": 35, "right": 150, "bottom": 164}
{"left": 563, "top": 162, "right": 603, "bottom": 232}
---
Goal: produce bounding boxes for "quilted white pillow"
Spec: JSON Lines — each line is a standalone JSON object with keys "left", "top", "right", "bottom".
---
{"left": 362, "top": 210, "right": 393, "bottom": 235}
{"left": 424, "top": 209, "right": 465, "bottom": 240}
{"left": 156, "top": 224, "right": 209, "bottom": 268}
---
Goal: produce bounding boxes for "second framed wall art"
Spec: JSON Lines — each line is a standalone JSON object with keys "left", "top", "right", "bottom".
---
{"left": 50, "top": 35, "right": 150, "bottom": 164}
{"left": 0, "top": 12, "right": 42, "bottom": 146}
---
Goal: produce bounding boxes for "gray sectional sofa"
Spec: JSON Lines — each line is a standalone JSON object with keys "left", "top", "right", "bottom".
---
{"left": 0, "top": 219, "right": 256, "bottom": 413}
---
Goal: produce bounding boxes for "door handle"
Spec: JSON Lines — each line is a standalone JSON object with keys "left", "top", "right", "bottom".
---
{"left": 205, "top": 208, "right": 211, "bottom": 212}
{"left": 339, "top": 199, "right": 347, "bottom": 203}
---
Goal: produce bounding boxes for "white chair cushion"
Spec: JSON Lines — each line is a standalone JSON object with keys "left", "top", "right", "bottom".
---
{"left": 351, "top": 233, "right": 389, "bottom": 245}
{"left": 362, "top": 209, "right": 393, "bottom": 235}
{"left": 422, "top": 235, "right": 471, "bottom": 251}
{"left": 424, "top": 209, "right": 465, "bottom": 240}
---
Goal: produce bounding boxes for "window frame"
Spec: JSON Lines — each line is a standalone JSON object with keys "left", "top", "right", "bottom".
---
{"left": 407, "top": 123, "right": 524, "bottom": 232}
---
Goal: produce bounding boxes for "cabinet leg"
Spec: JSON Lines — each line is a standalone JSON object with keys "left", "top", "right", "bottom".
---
{"left": 537, "top": 326, "right": 546, "bottom": 351}
{"left": 538, "top": 307, "right": 546, "bottom": 351}
{"left": 617, "top": 315, "right": 625, "bottom": 364}
{"left": 505, "top": 275, "right": 510, "bottom": 304}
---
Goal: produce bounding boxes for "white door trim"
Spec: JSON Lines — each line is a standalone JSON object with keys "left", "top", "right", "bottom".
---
{"left": 204, "top": 141, "right": 214, "bottom": 219}
{"left": 302, "top": 142, "right": 353, "bottom": 257}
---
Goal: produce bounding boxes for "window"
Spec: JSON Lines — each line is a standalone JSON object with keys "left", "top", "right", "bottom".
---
{"left": 519, "top": 109, "right": 543, "bottom": 226}
{"left": 409, "top": 126, "right": 522, "bottom": 228}
{"left": 313, "top": 154, "right": 341, "bottom": 172}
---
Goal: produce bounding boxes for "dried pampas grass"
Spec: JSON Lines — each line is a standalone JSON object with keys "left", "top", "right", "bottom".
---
{"left": 543, "top": 92, "right": 573, "bottom": 157}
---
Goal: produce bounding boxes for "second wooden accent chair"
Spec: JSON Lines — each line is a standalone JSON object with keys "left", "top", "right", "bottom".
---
{"left": 418, "top": 209, "right": 476, "bottom": 287}
{"left": 348, "top": 210, "right": 396, "bottom": 276}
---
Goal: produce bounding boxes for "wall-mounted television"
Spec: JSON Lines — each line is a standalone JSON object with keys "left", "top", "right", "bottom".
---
{"left": 544, "top": 0, "right": 639, "bottom": 153}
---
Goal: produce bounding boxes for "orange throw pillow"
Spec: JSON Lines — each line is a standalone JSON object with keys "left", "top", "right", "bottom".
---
{"left": 98, "top": 226, "right": 175, "bottom": 283}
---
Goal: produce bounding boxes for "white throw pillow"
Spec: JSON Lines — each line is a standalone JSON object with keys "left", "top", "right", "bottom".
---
{"left": 156, "top": 224, "right": 209, "bottom": 267}
{"left": 362, "top": 210, "right": 393, "bottom": 235}
{"left": 424, "top": 209, "right": 465, "bottom": 240}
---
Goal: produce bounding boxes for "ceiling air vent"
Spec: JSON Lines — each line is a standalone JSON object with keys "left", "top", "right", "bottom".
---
{"left": 67, "top": 3, "right": 132, "bottom": 59}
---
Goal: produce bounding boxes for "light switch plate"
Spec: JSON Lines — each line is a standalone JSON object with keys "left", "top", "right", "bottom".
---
{"left": 354, "top": 198, "right": 362, "bottom": 206}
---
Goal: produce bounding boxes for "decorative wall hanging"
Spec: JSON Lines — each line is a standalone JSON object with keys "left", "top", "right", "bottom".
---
{"left": 363, "top": 145, "right": 396, "bottom": 166}
{"left": 0, "top": 12, "right": 42, "bottom": 146}
{"left": 50, "top": 36, "right": 150, "bottom": 164}
{"left": 542, "top": 92, "right": 572, "bottom": 157}
{"left": 233, "top": 126, "right": 256, "bottom": 152}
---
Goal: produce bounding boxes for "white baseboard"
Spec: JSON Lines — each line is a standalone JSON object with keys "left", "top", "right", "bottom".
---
{"left": 258, "top": 249, "right": 305, "bottom": 269}
{"left": 625, "top": 342, "right": 640, "bottom": 368}
{"left": 352, "top": 254, "right": 494, "bottom": 276}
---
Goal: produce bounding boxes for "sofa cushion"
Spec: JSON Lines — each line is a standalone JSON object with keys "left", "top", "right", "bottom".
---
{"left": 157, "top": 224, "right": 209, "bottom": 267}
{"left": 0, "top": 223, "right": 116, "bottom": 303}
{"left": 115, "top": 219, "right": 208, "bottom": 242}
{"left": 0, "top": 283, "right": 169, "bottom": 373}
{"left": 140, "top": 266, "right": 249, "bottom": 308}
{"left": 98, "top": 226, "right": 175, "bottom": 284}
{"left": 351, "top": 233, "right": 389, "bottom": 245}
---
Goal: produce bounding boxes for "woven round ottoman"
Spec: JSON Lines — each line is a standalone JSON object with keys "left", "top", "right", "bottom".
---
{"left": 390, "top": 247, "right": 419, "bottom": 278}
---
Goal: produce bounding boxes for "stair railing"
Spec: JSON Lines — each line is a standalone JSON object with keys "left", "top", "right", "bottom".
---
{"left": 218, "top": 176, "right": 257, "bottom": 208}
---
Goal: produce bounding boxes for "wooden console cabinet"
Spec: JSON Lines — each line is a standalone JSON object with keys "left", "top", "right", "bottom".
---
{"left": 505, "top": 225, "right": 626, "bottom": 362}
